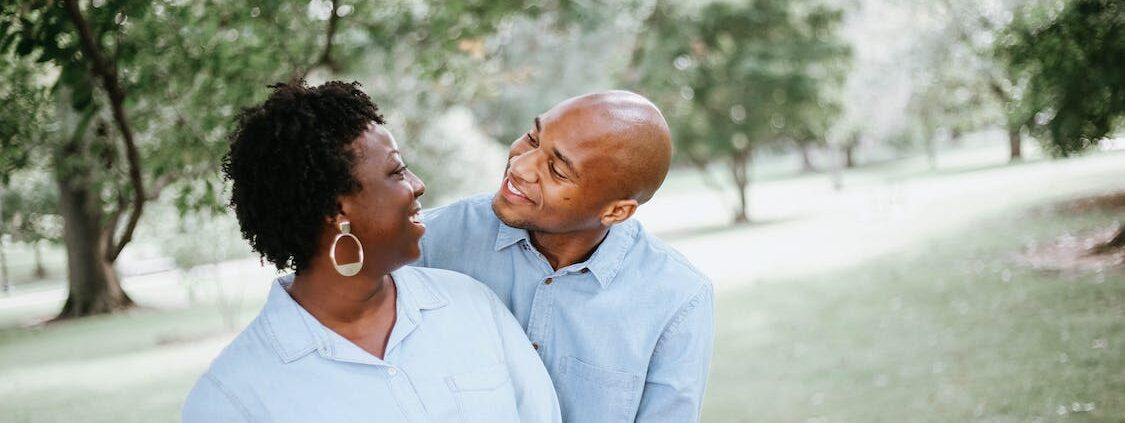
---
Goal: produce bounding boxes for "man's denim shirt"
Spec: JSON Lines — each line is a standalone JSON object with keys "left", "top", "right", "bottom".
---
{"left": 418, "top": 194, "right": 715, "bottom": 423}
{"left": 182, "top": 266, "right": 561, "bottom": 423}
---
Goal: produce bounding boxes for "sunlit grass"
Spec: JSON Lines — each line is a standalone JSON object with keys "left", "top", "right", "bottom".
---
{"left": 0, "top": 304, "right": 259, "bottom": 423}
{"left": 704, "top": 201, "right": 1124, "bottom": 422}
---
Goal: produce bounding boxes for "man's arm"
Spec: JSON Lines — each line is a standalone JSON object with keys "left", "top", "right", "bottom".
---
{"left": 634, "top": 282, "right": 715, "bottom": 422}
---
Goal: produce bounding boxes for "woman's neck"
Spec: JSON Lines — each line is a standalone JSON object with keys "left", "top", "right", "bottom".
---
{"left": 288, "top": 260, "right": 396, "bottom": 324}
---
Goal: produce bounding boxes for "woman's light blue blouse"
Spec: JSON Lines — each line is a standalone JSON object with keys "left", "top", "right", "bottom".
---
{"left": 182, "top": 266, "right": 561, "bottom": 423}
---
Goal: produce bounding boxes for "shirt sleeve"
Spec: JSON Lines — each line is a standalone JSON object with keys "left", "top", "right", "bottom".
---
{"left": 182, "top": 373, "right": 253, "bottom": 423}
{"left": 487, "top": 286, "right": 563, "bottom": 423}
{"left": 634, "top": 282, "right": 715, "bottom": 423}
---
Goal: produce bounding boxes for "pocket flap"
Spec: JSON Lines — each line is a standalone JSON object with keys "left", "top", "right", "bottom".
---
{"left": 563, "top": 356, "right": 641, "bottom": 391}
{"left": 446, "top": 362, "right": 512, "bottom": 392}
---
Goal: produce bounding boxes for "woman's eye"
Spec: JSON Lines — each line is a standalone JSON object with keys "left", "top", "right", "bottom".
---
{"left": 527, "top": 133, "right": 539, "bottom": 147}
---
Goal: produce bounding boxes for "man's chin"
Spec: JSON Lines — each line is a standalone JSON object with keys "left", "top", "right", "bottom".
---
{"left": 491, "top": 196, "right": 537, "bottom": 231}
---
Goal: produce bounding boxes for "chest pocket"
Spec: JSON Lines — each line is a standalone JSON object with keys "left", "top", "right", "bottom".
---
{"left": 558, "top": 356, "right": 643, "bottom": 423}
{"left": 446, "top": 362, "right": 520, "bottom": 423}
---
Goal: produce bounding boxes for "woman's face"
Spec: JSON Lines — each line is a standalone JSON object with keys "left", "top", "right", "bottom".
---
{"left": 336, "top": 122, "right": 426, "bottom": 273}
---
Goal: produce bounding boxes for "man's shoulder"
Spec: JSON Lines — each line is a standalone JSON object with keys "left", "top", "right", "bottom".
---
{"left": 399, "top": 265, "right": 495, "bottom": 302}
{"left": 419, "top": 194, "right": 503, "bottom": 268}
{"left": 625, "top": 221, "right": 712, "bottom": 295}
{"left": 422, "top": 193, "right": 496, "bottom": 226}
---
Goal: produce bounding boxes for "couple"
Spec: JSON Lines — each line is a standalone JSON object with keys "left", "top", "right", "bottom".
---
{"left": 182, "top": 81, "right": 714, "bottom": 423}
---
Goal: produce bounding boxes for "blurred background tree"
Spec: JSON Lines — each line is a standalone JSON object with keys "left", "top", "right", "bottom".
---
{"left": 997, "top": 0, "right": 1125, "bottom": 251}
{"left": 0, "top": 0, "right": 545, "bottom": 318}
{"left": 630, "top": 0, "right": 851, "bottom": 223}
{"left": 1, "top": 0, "right": 1123, "bottom": 321}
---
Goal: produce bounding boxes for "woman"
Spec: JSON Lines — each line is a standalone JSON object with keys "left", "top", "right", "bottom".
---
{"left": 182, "top": 81, "right": 560, "bottom": 422}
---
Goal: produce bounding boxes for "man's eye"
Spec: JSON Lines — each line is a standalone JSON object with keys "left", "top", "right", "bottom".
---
{"left": 527, "top": 133, "right": 539, "bottom": 147}
{"left": 550, "top": 163, "right": 567, "bottom": 180}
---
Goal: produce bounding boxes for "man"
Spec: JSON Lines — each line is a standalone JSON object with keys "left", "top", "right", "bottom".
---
{"left": 417, "top": 91, "right": 713, "bottom": 422}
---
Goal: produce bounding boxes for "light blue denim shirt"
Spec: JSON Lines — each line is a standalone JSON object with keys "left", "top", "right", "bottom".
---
{"left": 418, "top": 194, "right": 715, "bottom": 423}
{"left": 182, "top": 266, "right": 561, "bottom": 423}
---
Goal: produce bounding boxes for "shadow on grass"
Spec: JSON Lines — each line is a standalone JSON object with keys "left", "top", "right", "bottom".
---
{"left": 702, "top": 195, "right": 1125, "bottom": 422}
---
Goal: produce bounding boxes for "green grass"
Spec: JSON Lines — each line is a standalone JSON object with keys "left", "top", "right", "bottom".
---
{"left": 703, "top": 200, "right": 1125, "bottom": 422}
{"left": 0, "top": 176, "right": 1122, "bottom": 421}
{"left": 0, "top": 304, "right": 260, "bottom": 423}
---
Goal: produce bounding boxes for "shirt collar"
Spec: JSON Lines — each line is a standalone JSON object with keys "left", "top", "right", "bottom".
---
{"left": 261, "top": 268, "right": 448, "bottom": 363}
{"left": 494, "top": 219, "right": 640, "bottom": 289}
{"left": 494, "top": 221, "right": 529, "bottom": 251}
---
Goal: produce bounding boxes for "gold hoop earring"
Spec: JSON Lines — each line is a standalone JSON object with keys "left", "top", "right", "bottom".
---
{"left": 330, "top": 220, "right": 364, "bottom": 277}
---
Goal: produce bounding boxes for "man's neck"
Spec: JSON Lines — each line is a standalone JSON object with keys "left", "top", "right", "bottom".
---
{"left": 529, "top": 226, "right": 610, "bottom": 270}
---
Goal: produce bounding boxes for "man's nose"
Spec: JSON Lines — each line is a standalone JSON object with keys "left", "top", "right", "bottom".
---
{"left": 507, "top": 150, "right": 539, "bottom": 183}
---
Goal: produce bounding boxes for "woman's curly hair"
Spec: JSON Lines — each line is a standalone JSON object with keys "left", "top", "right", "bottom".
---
{"left": 222, "top": 80, "right": 384, "bottom": 273}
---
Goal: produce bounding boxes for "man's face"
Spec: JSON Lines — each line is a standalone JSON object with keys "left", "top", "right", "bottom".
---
{"left": 492, "top": 100, "right": 623, "bottom": 234}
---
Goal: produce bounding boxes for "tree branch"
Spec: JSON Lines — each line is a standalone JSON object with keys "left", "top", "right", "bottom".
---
{"left": 300, "top": 0, "right": 342, "bottom": 79}
{"left": 63, "top": 0, "right": 145, "bottom": 263}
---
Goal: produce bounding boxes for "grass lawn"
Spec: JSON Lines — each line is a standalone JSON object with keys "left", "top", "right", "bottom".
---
{"left": 0, "top": 182, "right": 1121, "bottom": 421}
{"left": 704, "top": 197, "right": 1125, "bottom": 422}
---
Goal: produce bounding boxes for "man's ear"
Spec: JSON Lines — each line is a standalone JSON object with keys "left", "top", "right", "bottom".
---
{"left": 600, "top": 199, "right": 639, "bottom": 226}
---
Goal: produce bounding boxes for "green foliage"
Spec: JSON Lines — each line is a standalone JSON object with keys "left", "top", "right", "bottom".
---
{"left": 0, "top": 55, "right": 52, "bottom": 185}
{"left": 633, "top": 0, "right": 851, "bottom": 162}
{"left": 1, "top": 170, "right": 61, "bottom": 245}
{"left": 469, "top": 7, "right": 644, "bottom": 145}
{"left": 998, "top": 0, "right": 1125, "bottom": 156}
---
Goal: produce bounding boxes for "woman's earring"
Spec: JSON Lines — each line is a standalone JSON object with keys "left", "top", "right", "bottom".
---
{"left": 330, "top": 220, "right": 364, "bottom": 277}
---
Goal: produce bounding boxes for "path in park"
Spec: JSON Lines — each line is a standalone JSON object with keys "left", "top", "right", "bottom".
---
{"left": 637, "top": 147, "right": 1125, "bottom": 289}
{"left": 2, "top": 146, "right": 1124, "bottom": 320}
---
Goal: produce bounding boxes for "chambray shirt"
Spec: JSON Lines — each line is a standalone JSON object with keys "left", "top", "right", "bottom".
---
{"left": 182, "top": 266, "right": 561, "bottom": 423}
{"left": 418, "top": 194, "right": 715, "bottom": 423}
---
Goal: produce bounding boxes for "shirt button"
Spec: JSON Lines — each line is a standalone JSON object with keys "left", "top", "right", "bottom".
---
{"left": 532, "top": 342, "right": 540, "bottom": 351}
{"left": 387, "top": 367, "right": 398, "bottom": 376}
{"left": 544, "top": 277, "right": 553, "bottom": 285}
{"left": 580, "top": 268, "right": 589, "bottom": 274}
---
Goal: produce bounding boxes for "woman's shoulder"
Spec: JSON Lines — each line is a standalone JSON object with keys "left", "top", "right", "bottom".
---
{"left": 397, "top": 266, "right": 499, "bottom": 305}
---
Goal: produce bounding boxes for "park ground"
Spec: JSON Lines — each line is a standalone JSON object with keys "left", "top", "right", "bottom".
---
{"left": 0, "top": 141, "right": 1123, "bottom": 422}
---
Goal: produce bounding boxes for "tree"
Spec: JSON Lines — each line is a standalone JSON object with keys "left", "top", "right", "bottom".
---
{"left": 1, "top": 171, "right": 61, "bottom": 281}
{"left": 631, "top": 0, "right": 850, "bottom": 223}
{"left": 899, "top": 0, "right": 1036, "bottom": 164}
{"left": 0, "top": 0, "right": 543, "bottom": 318}
{"left": 997, "top": 0, "right": 1125, "bottom": 252}
{"left": 997, "top": 0, "right": 1125, "bottom": 156}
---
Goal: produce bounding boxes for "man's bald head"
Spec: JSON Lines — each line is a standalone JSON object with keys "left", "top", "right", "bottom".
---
{"left": 493, "top": 90, "right": 673, "bottom": 235}
{"left": 550, "top": 90, "right": 672, "bottom": 204}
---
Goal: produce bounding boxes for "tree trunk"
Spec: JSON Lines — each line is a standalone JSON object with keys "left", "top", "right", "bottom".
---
{"left": 950, "top": 128, "right": 963, "bottom": 147}
{"left": 844, "top": 143, "right": 856, "bottom": 168}
{"left": 55, "top": 168, "right": 133, "bottom": 319}
{"left": 798, "top": 143, "right": 818, "bottom": 173}
{"left": 1091, "top": 225, "right": 1125, "bottom": 255}
{"left": 0, "top": 237, "right": 9, "bottom": 295}
{"left": 923, "top": 128, "right": 938, "bottom": 171}
{"left": 1008, "top": 126, "right": 1022, "bottom": 162}
{"left": 33, "top": 241, "right": 48, "bottom": 280}
{"left": 731, "top": 150, "right": 751, "bottom": 224}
